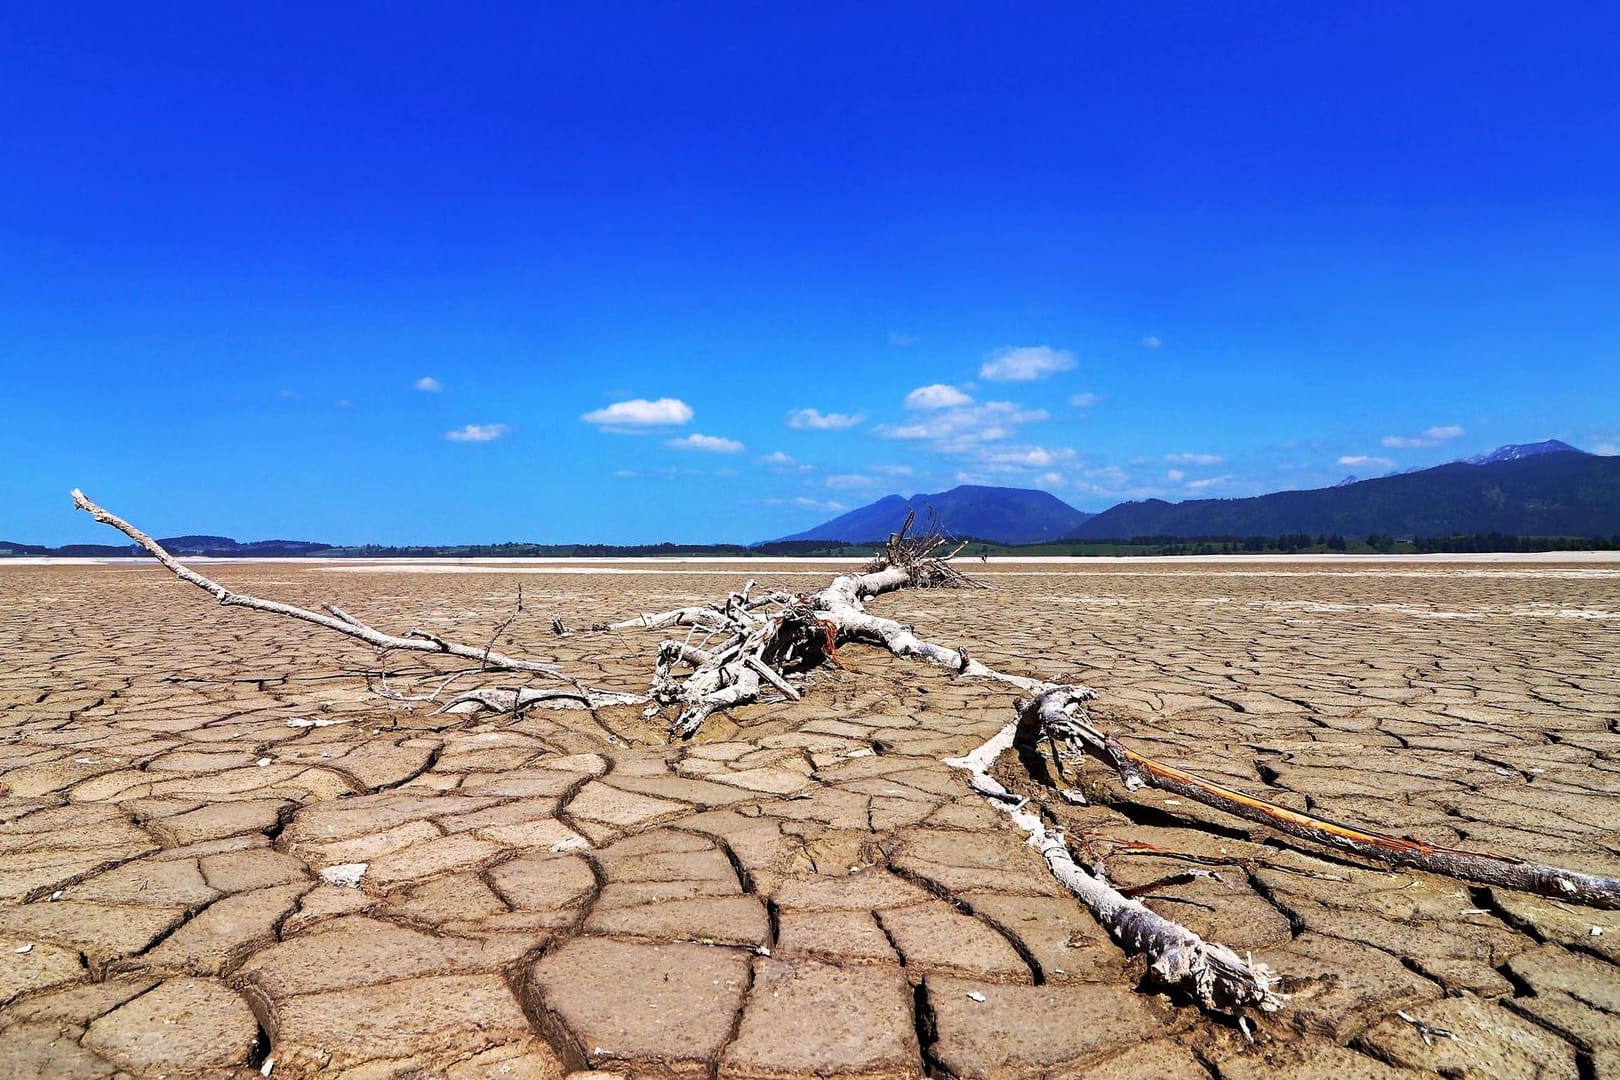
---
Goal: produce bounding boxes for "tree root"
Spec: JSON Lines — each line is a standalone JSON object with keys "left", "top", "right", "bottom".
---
{"left": 610, "top": 511, "right": 1029, "bottom": 738}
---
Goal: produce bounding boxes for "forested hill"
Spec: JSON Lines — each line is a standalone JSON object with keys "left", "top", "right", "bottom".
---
{"left": 1071, "top": 449, "right": 1620, "bottom": 540}
{"left": 0, "top": 536, "right": 334, "bottom": 557}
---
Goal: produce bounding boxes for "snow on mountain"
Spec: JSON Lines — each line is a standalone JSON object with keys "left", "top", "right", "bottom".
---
{"left": 1463, "top": 440, "right": 1587, "bottom": 465}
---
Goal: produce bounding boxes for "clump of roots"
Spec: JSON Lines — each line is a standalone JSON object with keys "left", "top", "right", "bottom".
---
{"left": 861, "top": 508, "right": 987, "bottom": 589}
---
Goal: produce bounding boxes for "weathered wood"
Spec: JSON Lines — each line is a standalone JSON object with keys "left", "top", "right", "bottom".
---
{"left": 613, "top": 514, "right": 1011, "bottom": 736}
{"left": 1018, "top": 686, "right": 1620, "bottom": 910}
{"left": 944, "top": 716, "right": 1286, "bottom": 1016}
{"left": 71, "top": 489, "right": 614, "bottom": 699}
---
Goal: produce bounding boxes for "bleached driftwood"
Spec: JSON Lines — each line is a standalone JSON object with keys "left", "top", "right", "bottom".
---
{"left": 609, "top": 513, "right": 1037, "bottom": 736}
{"left": 70, "top": 490, "right": 637, "bottom": 711}
{"left": 945, "top": 714, "right": 1287, "bottom": 1016}
{"left": 1017, "top": 686, "right": 1620, "bottom": 910}
{"left": 812, "top": 560, "right": 1041, "bottom": 692}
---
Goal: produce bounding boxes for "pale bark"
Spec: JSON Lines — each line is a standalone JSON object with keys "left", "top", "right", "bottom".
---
{"left": 70, "top": 489, "right": 626, "bottom": 708}
{"left": 1017, "top": 687, "right": 1620, "bottom": 911}
{"left": 811, "top": 568, "right": 1043, "bottom": 692}
{"left": 618, "top": 521, "right": 1046, "bottom": 737}
{"left": 944, "top": 717, "right": 1286, "bottom": 1016}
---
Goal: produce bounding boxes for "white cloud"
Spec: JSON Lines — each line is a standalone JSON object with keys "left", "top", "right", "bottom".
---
{"left": 1140, "top": 336, "right": 1162, "bottom": 349}
{"left": 415, "top": 376, "right": 443, "bottom": 392}
{"left": 1339, "top": 454, "right": 1394, "bottom": 469}
{"left": 766, "top": 496, "right": 847, "bottom": 512}
{"left": 978, "top": 445, "right": 1077, "bottom": 470}
{"left": 581, "top": 397, "right": 694, "bottom": 431}
{"left": 1164, "top": 452, "right": 1224, "bottom": 466}
{"left": 1593, "top": 442, "right": 1618, "bottom": 456}
{"left": 667, "top": 433, "right": 743, "bottom": 453}
{"left": 1166, "top": 469, "right": 1185, "bottom": 482}
{"left": 880, "top": 401, "right": 1048, "bottom": 448}
{"left": 826, "top": 474, "right": 881, "bottom": 489}
{"left": 759, "top": 450, "right": 814, "bottom": 473}
{"left": 1185, "top": 475, "right": 1233, "bottom": 490}
{"left": 871, "top": 464, "right": 914, "bottom": 476}
{"left": 611, "top": 465, "right": 737, "bottom": 480}
{"left": 905, "top": 384, "right": 973, "bottom": 410}
{"left": 980, "top": 345, "right": 1076, "bottom": 382}
{"left": 445, "top": 423, "right": 509, "bottom": 443}
{"left": 1037, "top": 472, "right": 1065, "bottom": 487}
{"left": 888, "top": 332, "right": 917, "bottom": 348}
{"left": 786, "top": 408, "right": 862, "bottom": 430}
{"left": 1068, "top": 392, "right": 1099, "bottom": 409}
{"left": 1380, "top": 424, "right": 1464, "bottom": 449}
{"left": 337, "top": 400, "right": 353, "bottom": 409}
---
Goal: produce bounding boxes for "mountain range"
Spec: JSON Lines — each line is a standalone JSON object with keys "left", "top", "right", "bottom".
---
{"left": 1073, "top": 446, "right": 1617, "bottom": 540}
{"left": 8, "top": 442, "right": 1616, "bottom": 556}
{"left": 1466, "top": 439, "right": 1584, "bottom": 465}
{"left": 774, "top": 442, "right": 1620, "bottom": 545}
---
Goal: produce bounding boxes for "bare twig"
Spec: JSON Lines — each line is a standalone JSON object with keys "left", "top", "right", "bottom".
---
{"left": 1115, "top": 869, "right": 1228, "bottom": 898}
{"left": 1396, "top": 1010, "right": 1459, "bottom": 1046}
{"left": 478, "top": 583, "right": 525, "bottom": 663}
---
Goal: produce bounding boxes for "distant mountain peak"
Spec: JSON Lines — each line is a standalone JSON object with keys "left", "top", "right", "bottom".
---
{"left": 768, "top": 485, "right": 1093, "bottom": 546}
{"left": 1463, "top": 440, "right": 1586, "bottom": 466}
{"left": 1334, "top": 475, "right": 1360, "bottom": 487}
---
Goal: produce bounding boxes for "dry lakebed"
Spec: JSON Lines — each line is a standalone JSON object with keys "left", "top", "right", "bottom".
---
{"left": 2, "top": 556, "right": 1617, "bottom": 1078}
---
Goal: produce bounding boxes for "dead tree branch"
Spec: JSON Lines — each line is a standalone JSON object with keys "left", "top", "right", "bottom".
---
{"left": 624, "top": 513, "right": 1046, "bottom": 737}
{"left": 1017, "top": 686, "right": 1620, "bottom": 910}
{"left": 71, "top": 489, "right": 635, "bottom": 711}
{"left": 945, "top": 716, "right": 1286, "bottom": 1016}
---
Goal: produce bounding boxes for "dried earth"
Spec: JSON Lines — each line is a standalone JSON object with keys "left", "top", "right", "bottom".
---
{"left": 1, "top": 557, "right": 1617, "bottom": 1079}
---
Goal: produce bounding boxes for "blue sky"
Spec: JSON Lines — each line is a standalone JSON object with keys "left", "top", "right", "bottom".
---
{"left": 4, "top": 3, "right": 1618, "bottom": 545}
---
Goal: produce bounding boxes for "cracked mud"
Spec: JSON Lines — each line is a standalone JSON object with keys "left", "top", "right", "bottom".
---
{"left": 2, "top": 558, "right": 1618, "bottom": 1078}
